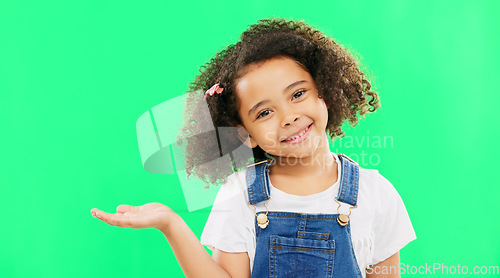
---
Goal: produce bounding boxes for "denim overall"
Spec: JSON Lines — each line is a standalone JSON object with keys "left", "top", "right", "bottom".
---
{"left": 246, "top": 154, "right": 363, "bottom": 278}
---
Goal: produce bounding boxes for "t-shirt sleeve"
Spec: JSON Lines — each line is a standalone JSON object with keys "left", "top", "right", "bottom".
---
{"left": 370, "top": 171, "right": 417, "bottom": 265}
{"left": 200, "top": 173, "right": 252, "bottom": 253}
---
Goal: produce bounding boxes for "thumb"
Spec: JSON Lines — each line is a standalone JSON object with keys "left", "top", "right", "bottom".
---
{"left": 116, "top": 204, "right": 137, "bottom": 213}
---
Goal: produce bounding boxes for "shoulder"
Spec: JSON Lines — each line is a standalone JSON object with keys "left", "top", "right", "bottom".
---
{"left": 213, "top": 169, "right": 249, "bottom": 206}
{"left": 357, "top": 167, "right": 405, "bottom": 209}
{"left": 356, "top": 168, "right": 416, "bottom": 265}
{"left": 336, "top": 153, "right": 393, "bottom": 194}
{"left": 359, "top": 167, "right": 394, "bottom": 190}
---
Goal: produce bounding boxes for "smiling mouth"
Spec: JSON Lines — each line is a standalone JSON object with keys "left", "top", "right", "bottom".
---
{"left": 281, "top": 123, "right": 313, "bottom": 143}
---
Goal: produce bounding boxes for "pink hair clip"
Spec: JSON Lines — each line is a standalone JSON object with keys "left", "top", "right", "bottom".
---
{"left": 204, "top": 83, "right": 224, "bottom": 99}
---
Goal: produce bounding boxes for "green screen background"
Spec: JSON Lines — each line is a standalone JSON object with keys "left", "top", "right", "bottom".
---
{"left": 1, "top": 0, "right": 499, "bottom": 277}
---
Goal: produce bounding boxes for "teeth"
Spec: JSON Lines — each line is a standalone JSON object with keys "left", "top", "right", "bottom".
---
{"left": 284, "top": 125, "right": 309, "bottom": 142}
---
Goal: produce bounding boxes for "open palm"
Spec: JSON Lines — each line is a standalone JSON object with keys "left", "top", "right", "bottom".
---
{"left": 91, "top": 202, "right": 173, "bottom": 231}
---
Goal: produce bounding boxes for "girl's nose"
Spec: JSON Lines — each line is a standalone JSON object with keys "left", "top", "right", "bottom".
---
{"left": 281, "top": 111, "right": 301, "bottom": 127}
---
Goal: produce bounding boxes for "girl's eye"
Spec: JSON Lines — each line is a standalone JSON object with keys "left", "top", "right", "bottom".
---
{"left": 257, "top": 110, "right": 271, "bottom": 119}
{"left": 292, "top": 90, "right": 306, "bottom": 100}
{"left": 256, "top": 90, "right": 307, "bottom": 119}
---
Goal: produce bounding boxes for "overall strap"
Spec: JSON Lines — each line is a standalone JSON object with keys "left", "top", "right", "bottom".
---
{"left": 245, "top": 154, "right": 361, "bottom": 206}
{"left": 336, "top": 153, "right": 360, "bottom": 206}
{"left": 246, "top": 160, "right": 272, "bottom": 205}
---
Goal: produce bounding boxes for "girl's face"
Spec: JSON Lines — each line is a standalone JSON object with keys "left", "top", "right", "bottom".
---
{"left": 235, "top": 56, "right": 330, "bottom": 159}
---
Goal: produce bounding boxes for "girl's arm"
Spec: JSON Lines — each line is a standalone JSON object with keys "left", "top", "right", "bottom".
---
{"left": 366, "top": 251, "right": 400, "bottom": 278}
{"left": 160, "top": 212, "right": 232, "bottom": 278}
{"left": 212, "top": 249, "right": 251, "bottom": 278}
{"left": 91, "top": 203, "right": 231, "bottom": 278}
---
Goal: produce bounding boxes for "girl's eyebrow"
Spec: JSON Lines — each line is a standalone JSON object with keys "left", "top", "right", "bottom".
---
{"left": 247, "top": 80, "right": 307, "bottom": 117}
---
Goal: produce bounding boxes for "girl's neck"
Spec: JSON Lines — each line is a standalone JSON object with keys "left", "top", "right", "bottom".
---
{"left": 268, "top": 134, "right": 336, "bottom": 179}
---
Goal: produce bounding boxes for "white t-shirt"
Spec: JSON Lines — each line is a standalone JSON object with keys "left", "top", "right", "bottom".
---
{"left": 200, "top": 152, "right": 416, "bottom": 277}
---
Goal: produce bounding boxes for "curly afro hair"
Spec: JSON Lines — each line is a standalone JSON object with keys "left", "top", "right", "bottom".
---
{"left": 176, "top": 18, "right": 380, "bottom": 188}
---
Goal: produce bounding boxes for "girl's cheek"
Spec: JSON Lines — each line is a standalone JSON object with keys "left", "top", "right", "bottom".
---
{"left": 263, "top": 130, "right": 277, "bottom": 142}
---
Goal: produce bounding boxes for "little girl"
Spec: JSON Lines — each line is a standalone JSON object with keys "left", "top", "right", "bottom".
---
{"left": 91, "top": 18, "right": 416, "bottom": 278}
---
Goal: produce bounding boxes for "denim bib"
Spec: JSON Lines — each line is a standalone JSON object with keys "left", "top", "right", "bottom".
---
{"left": 246, "top": 154, "right": 363, "bottom": 278}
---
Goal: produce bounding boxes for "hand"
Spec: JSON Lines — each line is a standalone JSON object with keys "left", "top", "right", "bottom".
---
{"left": 91, "top": 203, "right": 174, "bottom": 231}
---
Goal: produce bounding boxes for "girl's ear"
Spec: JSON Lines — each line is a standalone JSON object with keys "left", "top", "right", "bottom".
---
{"left": 236, "top": 125, "right": 258, "bottom": 148}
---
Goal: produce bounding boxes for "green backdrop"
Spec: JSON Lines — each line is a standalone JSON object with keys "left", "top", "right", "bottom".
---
{"left": 1, "top": 0, "right": 499, "bottom": 277}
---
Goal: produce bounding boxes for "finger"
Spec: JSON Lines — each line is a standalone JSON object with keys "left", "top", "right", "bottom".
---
{"left": 116, "top": 204, "right": 141, "bottom": 214}
{"left": 104, "top": 214, "right": 131, "bottom": 228}
{"left": 93, "top": 209, "right": 149, "bottom": 229}
{"left": 90, "top": 208, "right": 99, "bottom": 218}
{"left": 91, "top": 208, "right": 106, "bottom": 220}
{"left": 93, "top": 210, "right": 131, "bottom": 227}
{"left": 116, "top": 205, "right": 130, "bottom": 213}
{"left": 91, "top": 209, "right": 114, "bottom": 223}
